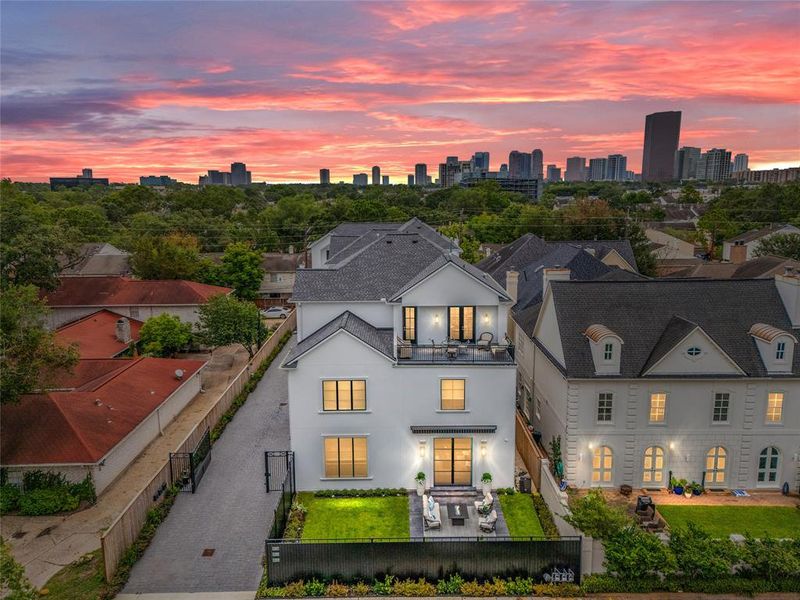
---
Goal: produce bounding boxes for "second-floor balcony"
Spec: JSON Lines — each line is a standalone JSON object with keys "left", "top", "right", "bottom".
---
{"left": 396, "top": 340, "right": 515, "bottom": 365}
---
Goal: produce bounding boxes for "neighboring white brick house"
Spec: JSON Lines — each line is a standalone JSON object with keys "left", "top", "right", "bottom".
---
{"left": 522, "top": 275, "right": 800, "bottom": 491}
{"left": 284, "top": 224, "right": 516, "bottom": 491}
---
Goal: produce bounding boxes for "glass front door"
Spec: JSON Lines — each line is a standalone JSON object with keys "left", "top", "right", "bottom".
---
{"left": 434, "top": 437, "right": 472, "bottom": 486}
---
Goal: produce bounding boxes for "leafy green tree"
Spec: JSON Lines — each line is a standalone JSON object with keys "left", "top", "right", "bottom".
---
{"left": 219, "top": 242, "right": 264, "bottom": 300}
{"left": 697, "top": 207, "right": 742, "bottom": 257}
{"left": 139, "top": 313, "right": 192, "bottom": 357}
{"left": 679, "top": 184, "right": 703, "bottom": 204}
{"left": 0, "top": 536, "right": 38, "bottom": 599}
{"left": 130, "top": 233, "right": 201, "bottom": 280}
{"left": 623, "top": 223, "right": 656, "bottom": 276}
{"left": 57, "top": 205, "right": 111, "bottom": 242}
{"left": 753, "top": 233, "right": 800, "bottom": 260}
{"left": 437, "top": 223, "right": 479, "bottom": 262}
{"left": 0, "top": 285, "right": 79, "bottom": 404}
{"left": 564, "top": 489, "right": 631, "bottom": 539}
{"left": 196, "top": 294, "right": 263, "bottom": 359}
{"left": 560, "top": 199, "right": 624, "bottom": 240}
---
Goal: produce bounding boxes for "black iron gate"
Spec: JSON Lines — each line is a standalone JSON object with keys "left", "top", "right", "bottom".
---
{"left": 169, "top": 428, "right": 212, "bottom": 493}
{"left": 265, "top": 450, "right": 295, "bottom": 539}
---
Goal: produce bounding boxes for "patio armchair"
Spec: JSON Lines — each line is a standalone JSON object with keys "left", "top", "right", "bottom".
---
{"left": 396, "top": 337, "right": 412, "bottom": 359}
{"left": 476, "top": 332, "right": 493, "bottom": 350}
{"left": 474, "top": 492, "right": 494, "bottom": 514}
{"left": 479, "top": 509, "right": 498, "bottom": 533}
{"left": 422, "top": 494, "right": 442, "bottom": 529}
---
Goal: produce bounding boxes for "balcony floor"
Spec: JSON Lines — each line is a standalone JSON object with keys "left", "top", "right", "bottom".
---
{"left": 398, "top": 344, "right": 514, "bottom": 365}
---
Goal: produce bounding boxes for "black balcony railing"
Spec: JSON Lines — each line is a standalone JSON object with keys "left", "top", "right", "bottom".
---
{"left": 397, "top": 342, "right": 514, "bottom": 364}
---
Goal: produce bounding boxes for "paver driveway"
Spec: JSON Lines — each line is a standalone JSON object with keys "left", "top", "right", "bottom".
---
{"left": 124, "top": 337, "right": 295, "bottom": 594}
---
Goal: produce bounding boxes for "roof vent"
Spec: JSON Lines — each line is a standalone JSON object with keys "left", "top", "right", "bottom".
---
{"left": 94, "top": 399, "right": 102, "bottom": 406}
{"left": 175, "top": 369, "right": 184, "bottom": 380}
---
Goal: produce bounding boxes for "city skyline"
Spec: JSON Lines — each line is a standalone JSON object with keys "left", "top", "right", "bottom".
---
{"left": 2, "top": 1, "right": 799, "bottom": 183}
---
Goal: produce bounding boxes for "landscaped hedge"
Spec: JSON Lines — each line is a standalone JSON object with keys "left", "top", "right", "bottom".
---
{"left": 581, "top": 574, "right": 800, "bottom": 594}
{"left": 0, "top": 472, "right": 96, "bottom": 516}
{"left": 313, "top": 488, "right": 407, "bottom": 498}
{"left": 258, "top": 574, "right": 582, "bottom": 598}
{"left": 530, "top": 493, "right": 559, "bottom": 539}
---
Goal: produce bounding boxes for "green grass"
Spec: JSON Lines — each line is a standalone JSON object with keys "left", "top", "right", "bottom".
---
{"left": 498, "top": 493, "right": 545, "bottom": 537}
{"left": 41, "top": 550, "right": 109, "bottom": 600}
{"left": 298, "top": 492, "right": 410, "bottom": 540}
{"left": 658, "top": 505, "right": 800, "bottom": 538}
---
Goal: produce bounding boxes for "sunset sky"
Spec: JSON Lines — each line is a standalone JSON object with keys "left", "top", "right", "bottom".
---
{"left": 1, "top": 0, "right": 799, "bottom": 183}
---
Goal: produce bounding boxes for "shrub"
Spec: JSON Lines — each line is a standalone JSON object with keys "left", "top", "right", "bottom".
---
{"left": 604, "top": 525, "right": 676, "bottom": 579}
{"left": 565, "top": 489, "right": 630, "bottom": 539}
{"left": 69, "top": 473, "right": 97, "bottom": 504}
{"left": 18, "top": 487, "right": 79, "bottom": 515}
{"left": 283, "top": 581, "right": 306, "bottom": 598}
{"left": 436, "top": 573, "right": 464, "bottom": 594}
{"left": 494, "top": 487, "right": 515, "bottom": 495}
{"left": 533, "top": 582, "right": 581, "bottom": 596}
{"left": 669, "top": 521, "right": 740, "bottom": 578}
{"left": 372, "top": 574, "right": 395, "bottom": 595}
{"left": 392, "top": 578, "right": 436, "bottom": 596}
{"left": 580, "top": 574, "right": 666, "bottom": 593}
{"left": 325, "top": 581, "right": 350, "bottom": 597}
{"left": 22, "top": 470, "right": 68, "bottom": 491}
{"left": 505, "top": 576, "right": 533, "bottom": 595}
{"left": 314, "top": 488, "right": 406, "bottom": 498}
{"left": 260, "top": 586, "right": 287, "bottom": 598}
{"left": 351, "top": 581, "right": 371, "bottom": 596}
{"left": 531, "top": 493, "right": 559, "bottom": 539}
{"left": 740, "top": 534, "right": 800, "bottom": 581}
{"left": 304, "top": 579, "right": 326, "bottom": 597}
{"left": 0, "top": 484, "right": 21, "bottom": 513}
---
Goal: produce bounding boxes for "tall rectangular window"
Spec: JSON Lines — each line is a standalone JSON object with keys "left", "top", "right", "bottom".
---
{"left": 776, "top": 341, "right": 786, "bottom": 360}
{"left": 766, "top": 392, "right": 784, "bottom": 423}
{"left": 597, "top": 392, "right": 613, "bottom": 422}
{"left": 403, "top": 306, "right": 416, "bottom": 342}
{"left": 649, "top": 393, "right": 666, "bottom": 423}
{"left": 603, "top": 343, "right": 613, "bottom": 361}
{"left": 324, "top": 437, "right": 368, "bottom": 478}
{"left": 440, "top": 379, "right": 466, "bottom": 410}
{"left": 448, "top": 306, "right": 475, "bottom": 342}
{"left": 712, "top": 393, "right": 730, "bottom": 423}
{"left": 322, "top": 380, "right": 366, "bottom": 411}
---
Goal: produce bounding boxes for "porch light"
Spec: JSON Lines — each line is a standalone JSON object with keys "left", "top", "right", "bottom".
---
{"left": 434, "top": 314, "right": 440, "bottom": 325}
{"left": 418, "top": 440, "right": 427, "bottom": 458}
{"left": 588, "top": 442, "right": 594, "bottom": 450}
{"left": 483, "top": 313, "right": 490, "bottom": 324}
{"left": 480, "top": 439, "right": 488, "bottom": 457}
{"left": 669, "top": 441, "right": 675, "bottom": 450}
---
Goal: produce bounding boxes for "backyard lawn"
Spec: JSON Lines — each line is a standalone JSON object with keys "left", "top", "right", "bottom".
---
{"left": 658, "top": 505, "right": 800, "bottom": 538}
{"left": 498, "top": 493, "right": 545, "bottom": 537}
{"left": 298, "top": 492, "right": 410, "bottom": 540}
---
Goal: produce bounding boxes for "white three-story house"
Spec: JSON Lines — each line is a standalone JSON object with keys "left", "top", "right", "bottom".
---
{"left": 283, "top": 221, "right": 517, "bottom": 491}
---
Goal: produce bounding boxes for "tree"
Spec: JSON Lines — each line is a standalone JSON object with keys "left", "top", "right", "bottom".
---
{"left": 438, "top": 223, "right": 479, "bottom": 263}
{"left": 679, "top": 184, "right": 703, "bottom": 204}
{"left": 139, "top": 313, "right": 192, "bottom": 357}
{"left": 0, "top": 285, "right": 79, "bottom": 404}
{"left": 669, "top": 522, "right": 740, "bottom": 579}
{"left": 196, "top": 294, "right": 263, "bottom": 359}
{"left": 564, "top": 488, "right": 631, "bottom": 539}
{"left": 0, "top": 536, "right": 38, "bottom": 600}
{"left": 130, "top": 233, "right": 201, "bottom": 280}
{"left": 623, "top": 223, "right": 657, "bottom": 276}
{"left": 754, "top": 233, "right": 800, "bottom": 260}
{"left": 218, "top": 242, "right": 264, "bottom": 300}
{"left": 604, "top": 526, "right": 676, "bottom": 579}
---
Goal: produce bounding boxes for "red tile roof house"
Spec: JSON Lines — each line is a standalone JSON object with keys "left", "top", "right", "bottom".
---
{"left": 1, "top": 357, "right": 206, "bottom": 494}
{"left": 41, "top": 276, "right": 233, "bottom": 330}
{"left": 55, "top": 310, "right": 143, "bottom": 358}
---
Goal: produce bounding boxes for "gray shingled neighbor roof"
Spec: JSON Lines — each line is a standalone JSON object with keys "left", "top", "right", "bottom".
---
{"left": 548, "top": 278, "right": 798, "bottom": 378}
{"left": 283, "top": 311, "right": 394, "bottom": 367}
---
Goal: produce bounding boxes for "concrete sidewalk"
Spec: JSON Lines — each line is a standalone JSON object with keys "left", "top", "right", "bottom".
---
{"left": 123, "top": 338, "right": 295, "bottom": 594}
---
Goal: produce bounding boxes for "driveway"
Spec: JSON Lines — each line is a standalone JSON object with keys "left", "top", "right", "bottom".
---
{"left": 123, "top": 337, "right": 295, "bottom": 594}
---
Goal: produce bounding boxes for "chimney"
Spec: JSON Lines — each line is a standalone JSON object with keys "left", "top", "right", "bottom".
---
{"left": 730, "top": 244, "right": 747, "bottom": 264}
{"left": 775, "top": 270, "right": 800, "bottom": 327}
{"left": 505, "top": 270, "right": 519, "bottom": 303}
{"left": 115, "top": 317, "right": 131, "bottom": 343}
{"left": 542, "top": 267, "right": 571, "bottom": 292}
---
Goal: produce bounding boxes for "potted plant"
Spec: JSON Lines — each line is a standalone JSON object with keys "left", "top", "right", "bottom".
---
{"left": 481, "top": 472, "right": 493, "bottom": 494}
{"left": 684, "top": 482, "right": 693, "bottom": 498}
{"left": 673, "top": 477, "right": 686, "bottom": 496}
{"left": 415, "top": 472, "right": 426, "bottom": 496}
{"left": 691, "top": 481, "right": 703, "bottom": 496}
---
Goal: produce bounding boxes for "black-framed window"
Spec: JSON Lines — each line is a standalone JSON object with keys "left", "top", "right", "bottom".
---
{"left": 322, "top": 380, "right": 366, "bottom": 411}
{"left": 448, "top": 306, "right": 475, "bottom": 341}
{"left": 440, "top": 378, "right": 466, "bottom": 410}
{"left": 597, "top": 392, "right": 613, "bottom": 422}
{"left": 712, "top": 392, "right": 730, "bottom": 422}
{"left": 324, "top": 437, "right": 368, "bottom": 478}
{"left": 403, "top": 306, "right": 417, "bottom": 342}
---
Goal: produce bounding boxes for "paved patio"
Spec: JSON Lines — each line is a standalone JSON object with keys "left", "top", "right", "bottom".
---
{"left": 409, "top": 491, "right": 510, "bottom": 538}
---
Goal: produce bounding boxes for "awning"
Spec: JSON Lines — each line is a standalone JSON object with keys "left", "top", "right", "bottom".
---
{"left": 410, "top": 425, "right": 497, "bottom": 434}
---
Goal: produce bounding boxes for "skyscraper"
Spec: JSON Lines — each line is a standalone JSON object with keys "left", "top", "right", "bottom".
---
{"left": 588, "top": 158, "right": 608, "bottom": 181}
{"left": 565, "top": 156, "right": 586, "bottom": 182}
{"left": 414, "top": 163, "right": 427, "bottom": 187}
{"left": 733, "top": 153, "right": 749, "bottom": 173}
{"left": 606, "top": 154, "right": 627, "bottom": 181}
{"left": 382, "top": 175, "right": 389, "bottom": 185}
{"left": 641, "top": 110, "right": 682, "bottom": 182}
{"left": 407, "top": 174, "right": 415, "bottom": 185}
{"left": 546, "top": 164, "right": 561, "bottom": 182}
{"left": 696, "top": 148, "right": 732, "bottom": 181}
{"left": 320, "top": 168, "right": 331, "bottom": 185}
{"left": 531, "top": 149, "right": 543, "bottom": 180}
{"left": 230, "top": 162, "right": 249, "bottom": 186}
{"left": 372, "top": 165, "right": 381, "bottom": 185}
{"left": 508, "top": 151, "right": 532, "bottom": 178}
{"left": 498, "top": 164, "right": 509, "bottom": 178}
{"left": 673, "top": 147, "right": 701, "bottom": 180}
{"left": 353, "top": 173, "right": 368, "bottom": 186}
{"left": 472, "top": 152, "right": 490, "bottom": 172}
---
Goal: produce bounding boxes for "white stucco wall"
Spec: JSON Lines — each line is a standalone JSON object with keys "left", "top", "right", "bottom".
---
{"left": 297, "top": 302, "right": 392, "bottom": 341}
{"left": 287, "top": 332, "right": 516, "bottom": 491}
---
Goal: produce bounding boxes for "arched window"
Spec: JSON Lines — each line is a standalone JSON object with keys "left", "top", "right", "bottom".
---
{"left": 642, "top": 446, "right": 665, "bottom": 485}
{"left": 705, "top": 446, "right": 727, "bottom": 485}
{"left": 757, "top": 447, "right": 780, "bottom": 486}
{"left": 592, "top": 446, "right": 613, "bottom": 485}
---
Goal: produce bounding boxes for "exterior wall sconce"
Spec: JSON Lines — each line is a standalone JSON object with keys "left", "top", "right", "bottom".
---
{"left": 480, "top": 440, "right": 488, "bottom": 457}
{"left": 669, "top": 442, "right": 675, "bottom": 450}
{"left": 483, "top": 313, "right": 490, "bottom": 324}
{"left": 418, "top": 440, "right": 427, "bottom": 458}
{"left": 434, "top": 314, "right": 440, "bottom": 325}
{"left": 588, "top": 442, "right": 594, "bottom": 450}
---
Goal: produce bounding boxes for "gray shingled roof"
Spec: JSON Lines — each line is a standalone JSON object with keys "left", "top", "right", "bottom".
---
{"left": 282, "top": 311, "right": 394, "bottom": 367}
{"left": 727, "top": 223, "right": 796, "bottom": 244}
{"left": 549, "top": 278, "right": 798, "bottom": 378}
{"left": 639, "top": 316, "right": 702, "bottom": 374}
{"left": 390, "top": 253, "right": 510, "bottom": 301}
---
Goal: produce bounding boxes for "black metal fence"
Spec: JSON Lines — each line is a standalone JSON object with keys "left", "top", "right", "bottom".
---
{"left": 400, "top": 343, "right": 515, "bottom": 364}
{"left": 169, "top": 428, "right": 212, "bottom": 493}
{"left": 264, "top": 536, "right": 581, "bottom": 585}
{"left": 266, "top": 450, "right": 295, "bottom": 540}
